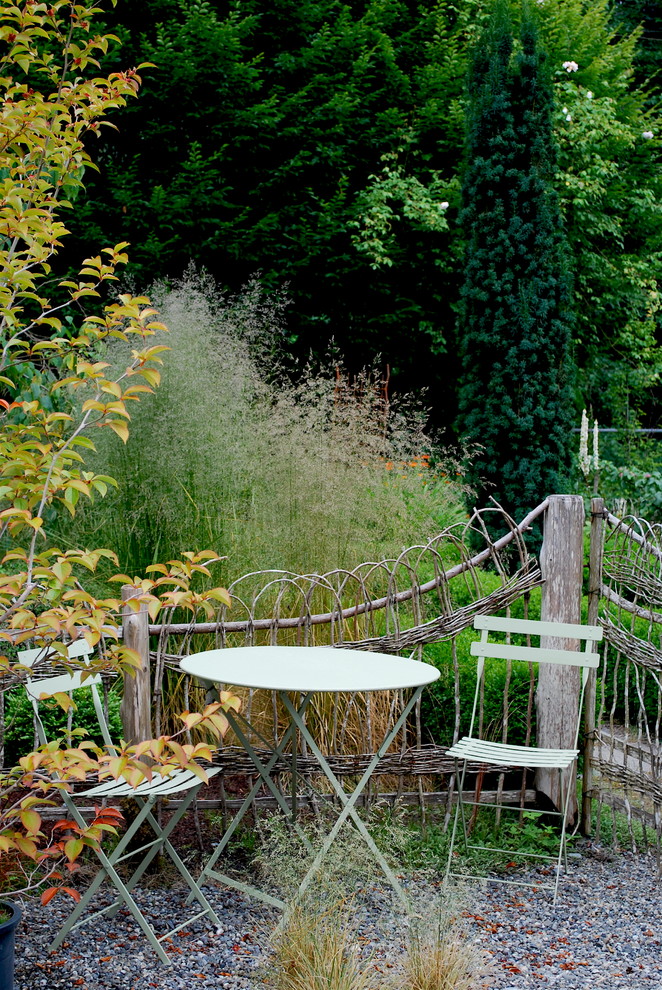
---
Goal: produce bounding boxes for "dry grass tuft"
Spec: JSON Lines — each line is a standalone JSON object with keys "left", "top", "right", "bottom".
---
{"left": 394, "top": 897, "right": 494, "bottom": 990}
{"left": 266, "top": 902, "right": 379, "bottom": 990}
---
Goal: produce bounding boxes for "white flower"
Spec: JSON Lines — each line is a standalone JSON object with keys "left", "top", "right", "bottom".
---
{"left": 562, "top": 107, "right": 568, "bottom": 114}
{"left": 562, "top": 61, "right": 579, "bottom": 72}
{"left": 440, "top": 202, "right": 449, "bottom": 210}
{"left": 586, "top": 91, "right": 593, "bottom": 99}
{"left": 642, "top": 131, "right": 654, "bottom": 139}
{"left": 579, "top": 410, "right": 590, "bottom": 479}
{"left": 566, "top": 114, "right": 572, "bottom": 122}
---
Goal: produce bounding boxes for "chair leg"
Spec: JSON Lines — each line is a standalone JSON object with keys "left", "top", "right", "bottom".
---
{"left": 140, "top": 795, "right": 223, "bottom": 929}
{"left": 51, "top": 787, "right": 222, "bottom": 963}
{"left": 445, "top": 760, "right": 469, "bottom": 881}
{"left": 553, "top": 765, "right": 575, "bottom": 908}
{"left": 51, "top": 842, "right": 172, "bottom": 965}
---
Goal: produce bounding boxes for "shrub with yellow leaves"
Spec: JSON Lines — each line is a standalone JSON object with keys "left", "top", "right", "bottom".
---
{"left": 0, "top": 1, "right": 238, "bottom": 902}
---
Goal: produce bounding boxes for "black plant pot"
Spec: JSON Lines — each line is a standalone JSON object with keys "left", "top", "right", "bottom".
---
{"left": 0, "top": 900, "right": 21, "bottom": 990}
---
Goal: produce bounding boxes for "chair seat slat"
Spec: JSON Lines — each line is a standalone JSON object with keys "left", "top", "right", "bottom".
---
{"left": 448, "top": 736, "right": 578, "bottom": 769}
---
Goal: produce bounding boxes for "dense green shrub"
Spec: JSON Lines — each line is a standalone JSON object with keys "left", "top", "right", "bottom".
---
{"left": 3, "top": 687, "right": 123, "bottom": 768}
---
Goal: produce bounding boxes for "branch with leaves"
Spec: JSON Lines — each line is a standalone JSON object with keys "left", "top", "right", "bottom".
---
{"left": 0, "top": 1, "right": 238, "bottom": 903}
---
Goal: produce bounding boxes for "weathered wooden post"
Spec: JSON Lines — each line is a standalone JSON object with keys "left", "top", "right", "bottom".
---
{"left": 581, "top": 496, "right": 605, "bottom": 833}
{"left": 536, "top": 494, "right": 584, "bottom": 820}
{"left": 120, "top": 584, "right": 152, "bottom": 744}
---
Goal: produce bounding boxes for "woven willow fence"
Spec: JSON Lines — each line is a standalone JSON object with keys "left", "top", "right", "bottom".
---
{"left": 588, "top": 501, "right": 662, "bottom": 859}
{"left": 135, "top": 500, "right": 551, "bottom": 815}
{"left": 13, "top": 492, "right": 661, "bottom": 852}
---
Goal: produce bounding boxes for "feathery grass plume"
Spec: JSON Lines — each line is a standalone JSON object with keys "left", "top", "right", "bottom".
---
{"left": 578, "top": 409, "right": 591, "bottom": 480}
{"left": 246, "top": 807, "right": 412, "bottom": 904}
{"left": 55, "top": 268, "right": 469, "bottom": 583}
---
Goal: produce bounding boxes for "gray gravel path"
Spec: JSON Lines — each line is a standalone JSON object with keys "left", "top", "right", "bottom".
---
{"left": 13, "top": 848, "right": 662, "bottom": 989}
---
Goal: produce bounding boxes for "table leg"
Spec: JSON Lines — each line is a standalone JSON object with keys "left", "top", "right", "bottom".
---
{"left": 291, "top": 698, "right": 298, "bottom": 824}
{"left": 193, "top": 694, "right": 315, "bottom": 901}
{"left": 280, "top": 686, "right": 424, "bottom": 910}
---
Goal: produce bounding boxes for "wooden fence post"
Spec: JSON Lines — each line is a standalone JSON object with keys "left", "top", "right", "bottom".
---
{"left": 120, "top": 584, "right": 152, "bottom": 744}
{"left": 536, "top": 494, "right": 585, "bottom": 820}
{"left": 581, "top": 496, "right": 605, "bottom": 834}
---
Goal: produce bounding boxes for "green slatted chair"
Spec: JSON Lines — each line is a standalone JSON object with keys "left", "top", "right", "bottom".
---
{"left": 445, "top": 615, "right": 603, "bottom": 905}
{"left": 18, "top": 640, "right": 223, "bottom": 965}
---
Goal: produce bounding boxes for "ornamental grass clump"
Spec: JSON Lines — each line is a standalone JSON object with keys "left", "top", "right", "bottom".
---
{"left": 394, "top": 896, "right": 493, "bottom": 990}
{"left": 251, "top": 808, "right": 411, "bottom": 904}
{"left": 266, "top": 902, "right": 379, "bottom": 990}
{"left": 58, "top": 269, "right": 469, "bottom": 583}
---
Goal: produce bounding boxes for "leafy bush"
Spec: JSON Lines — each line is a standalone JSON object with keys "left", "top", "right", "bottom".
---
{"left": 3, "top": 688, "right": 123, "bottom": 768}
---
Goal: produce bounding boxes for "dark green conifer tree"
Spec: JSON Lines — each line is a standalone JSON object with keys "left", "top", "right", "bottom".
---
{"left": 457, "top": 1, "right": 573, "bottom": 528}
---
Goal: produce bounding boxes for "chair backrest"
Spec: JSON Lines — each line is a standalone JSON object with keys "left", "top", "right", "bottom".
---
{"left": 17, "top": 640, "right": 115, "bottom": 750}
{"left": 468, "top": 614, "right": 603, "bottom": 742}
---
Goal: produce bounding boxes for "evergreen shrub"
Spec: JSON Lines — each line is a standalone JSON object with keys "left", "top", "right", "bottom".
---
{"left": 457, "top": 2, "right": 574, "bottom": 533}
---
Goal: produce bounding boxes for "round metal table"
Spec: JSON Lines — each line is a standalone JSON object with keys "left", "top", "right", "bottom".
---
{"left": 181, "top": 645, "right": 440, "bottom": 910}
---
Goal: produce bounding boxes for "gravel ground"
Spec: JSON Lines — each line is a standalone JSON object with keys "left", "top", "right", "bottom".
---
{"left": 13, "top": 845, "right": 662, "bottom": 989}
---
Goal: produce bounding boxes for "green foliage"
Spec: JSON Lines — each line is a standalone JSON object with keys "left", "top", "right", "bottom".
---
{"left": 534, "top": 0, "right": 662, "bottom": 433}
{"left": 63, "top": 0, "right": 487, "bottom": 415}
{"left": 590, "top": 799, "right": 658, "bottom": 851}
{"left": 457, "top": 2, "right": 573, "bottom": 526}
{"left": 56, "top": 271, "right": 469, "bottom": 582}
{"left": 610, "top": 0, "right": 662, "bottom": 110}
{"left": 50, "top": 0, "right": 662, "bottom": 452}
{"left": 3, "top": 687, "right": 122, "bottom": 768}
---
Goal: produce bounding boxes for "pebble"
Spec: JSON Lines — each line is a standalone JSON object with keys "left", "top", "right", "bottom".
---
{"left": 12, "top": 846, "right": 662, "bottom": 989}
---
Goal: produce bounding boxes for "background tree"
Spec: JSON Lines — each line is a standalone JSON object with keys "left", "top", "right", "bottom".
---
{"left": 62, "top": 0, "right": 483, "bottom": 417}
{"left": 456, "top": 2, "right": 573, "bottom": 524}
{"left": 0, "top": 0, "right": 236, "bottom": 901}
{"left": 61, "top": 1, "right": 660, "bottom": 445}
{"left": 537, "top": 0, "right": 662, "bottom": 440}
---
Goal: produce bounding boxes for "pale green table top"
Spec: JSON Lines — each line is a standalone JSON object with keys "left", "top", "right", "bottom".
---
{"left": 180, "top": 644, "right": 440, "bottom": 693}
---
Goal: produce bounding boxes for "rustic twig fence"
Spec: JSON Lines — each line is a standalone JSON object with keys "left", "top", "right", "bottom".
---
{"left": 119, "top": 494, "right": 593, "bottom": 823}
{"left": 583, "top": 498, "right": 662, "bottom": 861}
{"left": 7, "top": 492, "right": 660, "bottom": 858}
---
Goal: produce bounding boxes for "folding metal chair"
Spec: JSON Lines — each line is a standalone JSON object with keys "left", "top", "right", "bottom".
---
{"left": 444, "top": 615, "right": 602, "bottom": 904}
{"left": 18, "top": 640, "right": 223, "bottom": 965}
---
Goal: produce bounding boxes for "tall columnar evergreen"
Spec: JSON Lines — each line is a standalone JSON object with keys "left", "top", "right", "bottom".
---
{"left": 457, "top": 3, "right": 573, "bottom": 526}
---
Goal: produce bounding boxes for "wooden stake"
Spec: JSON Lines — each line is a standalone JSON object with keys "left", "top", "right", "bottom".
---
{"left": 536, "top": 495, "right": 585, "bottom": 820}
{"left": 120, "top": 584, "right": 152, "bottom": 744}
{"left": 581, "top": 496, "right": 605, "bottom": 833}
